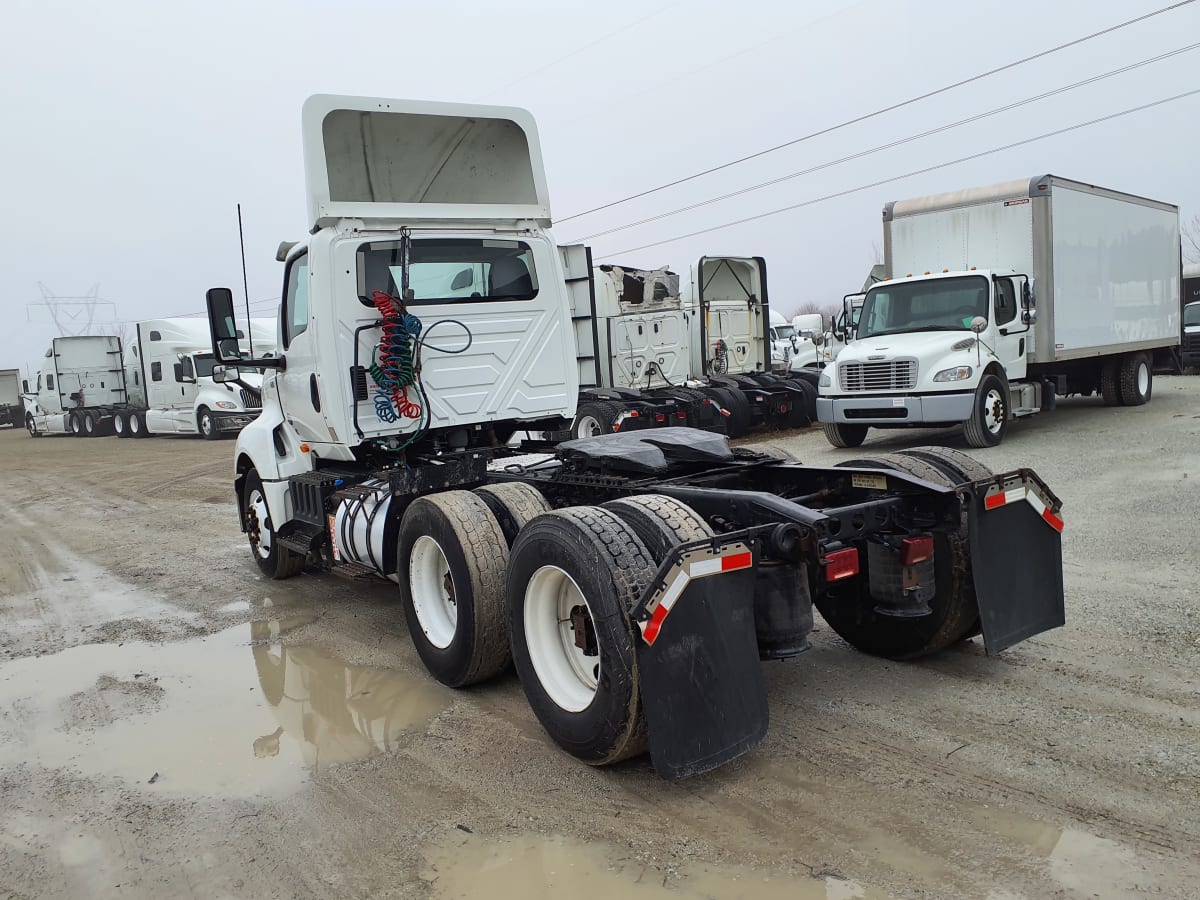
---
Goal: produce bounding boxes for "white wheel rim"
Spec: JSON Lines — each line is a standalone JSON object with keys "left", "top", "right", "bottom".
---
{"left": 130, "top": 415, "right": 141, "bottom": 434}
{"left": 200, "top": 412, "right": 213, "bottom": 435}
{"left": 576, "top": 414, "right": 602, "bottom": 438}
{"left": 524, "top": 565, "right": 599, "bottom": 713}
{"left": 983, "top": 388, "right": 1004, "bottom": 434}
{"left": 114, "top": 415, "right": 124, "bottom": 435}
{"left": 1137, "top": 362, "right": 1149, "bottom": 396}
{"left": 409, "top": 536, "right": 457, "bottom": 649}
{"left": 248, "top": 488, "right": 273, "bottom": 559}
{"left": 26, "top": 417, "right": 34, "bottom": 435}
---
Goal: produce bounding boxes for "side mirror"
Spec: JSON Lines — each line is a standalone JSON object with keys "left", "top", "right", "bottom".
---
{"left": 212, "top": 365, "right": 241, "bottom": 383}
{"left": 173, "top": 363, "right": 196, "bottom": 384}
{"left": 450, "top": 268, "right": 474, "bottom": 291}
{"left": 1021, "top": 281, "right": 1035, "bottom": 309}
{"left": 21, "top": 379, "right": 28, "bottom": 393}
{"left": 811, "top": 332, "right": 824, "bottom": 347}
{"left": 206, "top": 287, "right": 240, "bottom": 363}
{"left": 970, "top": 316, "right": 988, "bottom": 334}
{"left": 1022, "top": 309, "right": 1038, "bottom": 325}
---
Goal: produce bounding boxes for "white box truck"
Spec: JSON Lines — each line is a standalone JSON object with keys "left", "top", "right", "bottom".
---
{"left": 23, "top": 319, "right": 275, "bottom": 438}
{"left": 817, "top": 175, "right": 1181, "bottom": 447}
{"left": 0, "top": 369, "right": 21, "bottom": 428}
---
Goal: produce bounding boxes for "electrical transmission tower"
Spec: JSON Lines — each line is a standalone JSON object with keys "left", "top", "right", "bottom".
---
{"left": 27, "top": 283, "right": 117, "bottom": 336}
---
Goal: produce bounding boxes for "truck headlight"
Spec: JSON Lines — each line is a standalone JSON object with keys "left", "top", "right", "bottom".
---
{"left": 215, "top": 400, "right": 237, "bottom": 409}
{"left": 818, "top": 369, "right": 832, "bottom": 388}
{"left": 932, "top": 366, "right": 973, "bottom": 382}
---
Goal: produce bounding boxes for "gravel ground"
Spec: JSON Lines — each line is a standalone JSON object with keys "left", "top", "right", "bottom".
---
{"left": 0, "top": 377, "right": 1197, "bottom": 899}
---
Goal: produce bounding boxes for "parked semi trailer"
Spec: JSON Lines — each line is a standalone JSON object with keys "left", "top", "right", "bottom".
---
{"left": 818, "top": 175, "right": 1182, "bottom": 447}
{"left": 204, "top": 94, "right": 1066, "bottom": 779}
{"left": 566, "top": 257, "right": 818, "bottom": 439}
{"left": 0, "top": 369, "right": 20, "bottom": 428}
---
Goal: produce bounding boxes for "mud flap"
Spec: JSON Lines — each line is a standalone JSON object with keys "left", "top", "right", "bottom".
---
{"left": 635, "top": 567, "right": 767, "bottom": 779}
{"left": 968, "top": 478, "right": 1065, "bottom": 654}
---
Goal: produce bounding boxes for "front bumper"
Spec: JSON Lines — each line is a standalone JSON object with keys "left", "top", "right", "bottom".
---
{"left": 214, "top": 411, "right": 260, "bottom": 432}
{"left": 817, "top": 391, "right": 974, "bottom": 425}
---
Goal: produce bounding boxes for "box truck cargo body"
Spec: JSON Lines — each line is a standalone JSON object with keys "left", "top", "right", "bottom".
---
{"left": 817, "top": 175, "right": 1181, "bottom": 447}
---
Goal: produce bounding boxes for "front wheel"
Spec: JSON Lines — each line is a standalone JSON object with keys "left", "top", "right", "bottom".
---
{"left": 243, "top": 470, "right": 305, "bottom": 580}
{"left": 822, "top": 421, "right": 868, "bottom": 448}
{"left": 25, "top": 414, "right": 39, "bottom": 438}
{"left": 963, "top": 374, "right": 1008, "bottom": 448}
{"left": 508, "top": 507, "right": 656, "bottom": 766}
{"left": 198, "top": 407, "right": 220, "bottom": 440}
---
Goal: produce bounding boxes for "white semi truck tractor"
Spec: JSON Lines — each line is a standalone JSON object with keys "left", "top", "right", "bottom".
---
{"left": 818, "top": 175, "right": 1182, "bottom": 448}
{"left": 205, "top": 95, "right": 1069, "bottom": 779}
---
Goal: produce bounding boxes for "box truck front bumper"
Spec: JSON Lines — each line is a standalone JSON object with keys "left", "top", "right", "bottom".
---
{"left": 817, "top": 392, "right": 974, "bottom": 426}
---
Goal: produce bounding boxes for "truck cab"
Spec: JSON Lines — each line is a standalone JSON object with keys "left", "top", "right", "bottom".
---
{"left": 207, "top": 95, "right": 578, "bottom": 532}
{"left": 818, "top": 269, "right": 1031, "bottom": 446}
{"left": 1184, "top": 300, "right": 1200, "bottom": 370}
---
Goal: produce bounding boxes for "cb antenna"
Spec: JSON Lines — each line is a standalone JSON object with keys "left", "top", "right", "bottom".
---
{"left": 238, "top": 203, "right": 254, "bottom": 360}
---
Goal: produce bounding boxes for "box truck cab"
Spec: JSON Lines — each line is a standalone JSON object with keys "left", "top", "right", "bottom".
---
{"left": 818, "top": 175, "right": 1181, "bottom": 448}
{"left": 121, "top": 318, "right": 275, "bottom": 439}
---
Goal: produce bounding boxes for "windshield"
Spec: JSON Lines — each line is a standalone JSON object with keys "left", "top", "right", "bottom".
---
{"left": 858, "top": 276, "right": 987, "bottom": 339}
{"left": 193, "top": 353, "right": 217, "bottom": 378}
{"left": 357, "top": 238, "right": 539, "bottom": 305}
{"left": 774, "top": 325, "right": 796, "bottom": 339}
{"left": 1185, "top": 303, "right": 1200, "bottom": 327}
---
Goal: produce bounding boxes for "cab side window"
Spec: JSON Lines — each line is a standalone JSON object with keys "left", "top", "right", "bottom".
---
{"left": 995, "top": 279, "right": 1017, "bottom": 326}
{"left": 283, "top": 254, "right": 309, "bottom": 349}
{"left": 46, "top": 374, "right": 54, "bottom": 391}
{"left": 151, "top": 362, "right": 162, "bottom": 382}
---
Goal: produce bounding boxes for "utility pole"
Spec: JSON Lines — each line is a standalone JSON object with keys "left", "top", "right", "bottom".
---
{"left": 26, "top": 283, "right": 117, "bottom": 336}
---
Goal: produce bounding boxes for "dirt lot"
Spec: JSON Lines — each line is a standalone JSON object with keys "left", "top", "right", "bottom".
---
{"left": 1, "top": 378, "right": 1197, "bottom": 900}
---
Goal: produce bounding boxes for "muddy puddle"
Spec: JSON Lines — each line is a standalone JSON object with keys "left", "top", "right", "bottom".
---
{"left": 423, "top": 832, "right": 878, "bottom": 899}
{"left": 0, "top": 621, "right": 449, "bottom": 797}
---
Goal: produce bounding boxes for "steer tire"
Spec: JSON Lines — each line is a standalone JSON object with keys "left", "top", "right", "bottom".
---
{"left": 507, "top": 507, "right": 657, "bottom": 766}
{"left": 474, "top": 482, "right": 552, "bottom": 548}
{"left": 816, "top": 454, "right": 980, "bottom": 658}
{"left": 1099, "top": 359, "right": 1123, "bottom": 406}
{"left": 243, "top": 470, "right": 305, "bottom": 580}
{"left": 198, "top": 407, "right": 221, "bottom": 440}
{"left": 602, "top": 494, "right": 713, "bottom": 562}
{"left": 963, "top": 373, "right": 1009, "bottom": 448}
{"left": 822, "top": 421, "right": 868, "bottom": 448}
{"left": 25, "top": 414, "right": 40, "bottom": 438}
{"left": 1118, "top": 352, "right": 1152, "bottom": 406}
{"left": 398, "top": 491, "right": 510, "bottom": 688}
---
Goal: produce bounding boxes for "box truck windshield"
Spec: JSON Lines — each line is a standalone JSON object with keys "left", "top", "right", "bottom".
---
{"left": 1185, "top": 303, "right": 1200, "bottom": 327}
{"left": 857, "top": 275, "right": 987, "bottom": 339}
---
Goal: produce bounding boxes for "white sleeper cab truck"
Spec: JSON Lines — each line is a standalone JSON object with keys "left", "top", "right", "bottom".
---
{"left": 207, "top": 95, "right": 1069, "bottom": 780}
{"left": 117, "top": 317, "right": 275, "bottom": 439}
{"left": 563, "top": 258, "right": 816, "bottom": 439}
{"left": 24, "top": 336, "right": 128, "bottom": 436}
{"left": 818, "top": 175, "right": 1181, "bottom": 448}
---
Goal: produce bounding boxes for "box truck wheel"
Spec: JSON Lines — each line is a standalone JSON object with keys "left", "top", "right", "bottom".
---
{"left": 1118, "top": 353, "right": 1152, "bottom": 406}
{"left": 198, "top": 406, "right": 220, "bottom": 440}
{"left": 243, "top": 470, "right": 305, "bottom": 580}
{"left": 963, "top": 374, "right": 1009, "bottom": 448}
{"left": 817, "top": 454, "right": 980, "bottom": 657}
{"left": 474, "top": 482, "right": 552, "bottom": 548}
{"left": 821, "top": 422, "right": 868, "bottom": 448}
{"left": 507, "top": 507, "right": 655, "bottom": 765}
{"left": 1099, "top": 360, "right": 1123, "bottom": 406}
{"left": 398, "top": 491, "right": 510, "bottom": 688}
{"left": 572, "top": 401, "right": 621, "bottom": 439}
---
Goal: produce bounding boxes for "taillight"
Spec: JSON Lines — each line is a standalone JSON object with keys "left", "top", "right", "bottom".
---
{"left": 900, "top": 535, "right": 934, "bottom": 566}
{"left": 821, "top": 547, "right": 859, "bottom": 581}
{"left": 655, "top": 413, "right": 667, "bottom": 422}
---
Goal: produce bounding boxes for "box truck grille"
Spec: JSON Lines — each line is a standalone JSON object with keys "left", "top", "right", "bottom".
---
{"left": 839, "top": 359, "right": 918, "bottom": 391}
{"left": 240, "top": 389, "right": 262, "bottom": 409}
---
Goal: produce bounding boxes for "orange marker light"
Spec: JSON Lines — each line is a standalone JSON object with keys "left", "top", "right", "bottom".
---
{"left": 300, "top": 443, "right": 311, "bottom": 453}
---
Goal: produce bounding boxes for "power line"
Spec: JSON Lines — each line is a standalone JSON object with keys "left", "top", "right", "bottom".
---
{"left": 558, "top": 0, "right": 1198, "bottom": 224}
{"left": 598, "top": 87, "right": 1200, "bottom": 258}
{"left": 568, "top": 40, "right": 1200, "bottom": 242}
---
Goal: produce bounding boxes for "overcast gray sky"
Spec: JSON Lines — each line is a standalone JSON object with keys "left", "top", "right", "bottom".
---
{"left": 4, "top": 0, "right": 1198, "bottom": 378}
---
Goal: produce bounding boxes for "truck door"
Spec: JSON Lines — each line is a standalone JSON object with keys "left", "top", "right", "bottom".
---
{"left": 173, "top": 355, "right": 201, "bottom": 432}
{"left": 992, "top": 277, "right": 1028, "bottom": 380}
{"left": 697, "top": 256, "right": 769, "bottom": 376}
{"left": 276, "top": 253, "right": 329, "bottom": 444}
